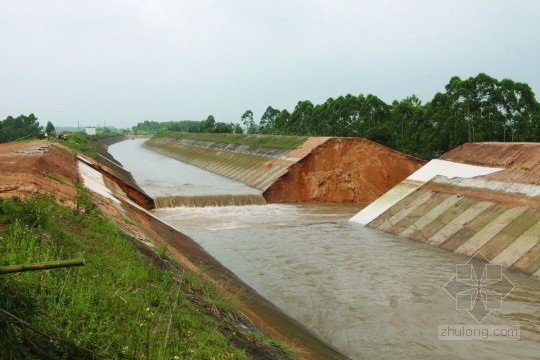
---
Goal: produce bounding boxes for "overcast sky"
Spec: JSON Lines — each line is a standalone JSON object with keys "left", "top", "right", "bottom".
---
{"left": 1, "top": 0, "right": 539, "bottom": 128}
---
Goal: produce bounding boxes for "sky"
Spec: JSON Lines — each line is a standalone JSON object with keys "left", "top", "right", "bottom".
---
{"left": 1, "top": 0, "right": 539, "bottom": 129}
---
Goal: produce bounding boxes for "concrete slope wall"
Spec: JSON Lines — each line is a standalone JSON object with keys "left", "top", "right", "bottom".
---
{"left": 351, "top": 142, "right": 540, "bottom": 277}
{"left": 144, "top": 137, "right": 425, "bottom": 204}
{"left": 365, "top": 176, "right": 540, "bottom": 276}
{"left": 142, "top": 138, "right": 317, "bottom": 191}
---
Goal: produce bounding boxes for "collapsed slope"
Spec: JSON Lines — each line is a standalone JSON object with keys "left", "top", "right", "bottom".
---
{"left": 144, "top": 135, "right": 426, "bottom": 204}
{"left": 441, "top": 142, "right": 540, "bottom": 185}
{"left": 264, "top": 138, "right": 426, "bottom": 204}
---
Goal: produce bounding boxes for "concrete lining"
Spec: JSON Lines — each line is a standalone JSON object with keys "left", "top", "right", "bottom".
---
{"left": 78, "top": 161, "right": 120, "bottom": 204}
{"left": 426, "top": 201, "right": 492, "bottom": 246}
{"left": 491, "top": 221, "right": 540, "bottom": 268}
{"left": 375, "top": 190, "right": 434, "bottom": 232}
{"left": 399, "top": 195, "right": 461, "bottom": 238}
{"left": 454, "top": 207, "right": 529, "bottom": 256}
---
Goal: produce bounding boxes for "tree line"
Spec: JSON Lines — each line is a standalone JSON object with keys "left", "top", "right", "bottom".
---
{"left": 0, "top": 114, "right": 48, "bottom": 143}
{"left": 132, "top": 73, "right": 540, "bottom": 159}
{"left": 256, "top": 73, "right": 540, "bottom": 158}
{"left": 132, "top": 117, "right": 243, "bottom": 134}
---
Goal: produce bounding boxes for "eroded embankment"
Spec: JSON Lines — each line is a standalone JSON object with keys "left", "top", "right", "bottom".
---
{"left": 353, "top": 142, "right": 540, "bottom": 277}
{"left": 143, "top": 137, "right": 329, "bottom": 191}
{"left": 441, "top": 142, "right": 540, "bottom": 185}
{"left": 264, "top": 138, "right": 426, "bottom": 204}
{"left": 144, "top": 136, "right": 426, "bottom": 204}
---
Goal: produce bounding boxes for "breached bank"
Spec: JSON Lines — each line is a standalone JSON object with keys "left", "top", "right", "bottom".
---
{"left": 143, "top": 135, "right": 425, "bottom": 205}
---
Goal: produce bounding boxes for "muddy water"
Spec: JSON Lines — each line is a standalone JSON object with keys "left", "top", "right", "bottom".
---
{"left": 110, "top": 139, "right": 540, "bottom": 359}
{"left": 109, "top": 139, "right": 261, "bottom": 201}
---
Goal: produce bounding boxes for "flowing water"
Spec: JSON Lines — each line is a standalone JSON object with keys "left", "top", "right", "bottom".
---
{"left": 109, "top": 138, "right": 264, "bottom": 207}
{"left": 109, "top": 140, "right": 540, "bottom": 359}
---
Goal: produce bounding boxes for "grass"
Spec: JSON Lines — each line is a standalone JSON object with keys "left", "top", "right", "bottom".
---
{"left": 57, "top": 132, "right": 100, "bottom": 159}
{"left": 153, "top": 131, "right": 308, "bottom": 150}
{"left": 0, "top": 193, "right": 259, "bottom": 359}
{"left": 47, "top": 172, "right": 67, "bottom": 185}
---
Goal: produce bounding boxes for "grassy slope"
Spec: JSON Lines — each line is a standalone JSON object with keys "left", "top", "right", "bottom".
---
{"left": 0, "top": 191, "right": 289, "bottom": 359}
{"left": 153, "top": 132, "right": 308, "bottom": 150}
{"left": 0, "top": 136, "right": 294, "bottom": 358}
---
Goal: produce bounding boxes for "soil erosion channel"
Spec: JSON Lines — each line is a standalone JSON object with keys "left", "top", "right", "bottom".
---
{"left": 109, "top": 139, "right": 540, "bottom": 359}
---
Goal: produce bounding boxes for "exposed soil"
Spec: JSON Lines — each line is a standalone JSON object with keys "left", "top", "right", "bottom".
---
{"left": 147, "top": 136, "right": 425, "bottom": 205}
{"left": 0, "top": 141, "right": 79, "bottom": 206}
{"left": 265, "top": 138, "right": 426, "bottom": 204}
{"left": 285, "top": 137, "right": 331, "bottom": 159}
{"left": 441, "top": 142, "right": 540, "bottom": 185}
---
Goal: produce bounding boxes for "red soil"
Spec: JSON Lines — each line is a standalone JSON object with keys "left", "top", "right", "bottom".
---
{"left": 265, "top": 138, "right": 426, "bottom": 204}
{"left": 441, "top": 142, "right": 540, "bottom": 185}
{"left": 0, "top": 141, "right": 79, "bottom": 206}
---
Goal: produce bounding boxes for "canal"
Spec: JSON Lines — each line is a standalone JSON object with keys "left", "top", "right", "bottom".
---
{"left": 109, "top": 139, "right": 539, "bottom": 359}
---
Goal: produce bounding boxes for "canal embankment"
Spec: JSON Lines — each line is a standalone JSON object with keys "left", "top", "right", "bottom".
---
{"left": 351, "top": 142, "right": 540, "bottom": 277}
{"left": 144, "top": 133, "right": 426, "bottom": 205}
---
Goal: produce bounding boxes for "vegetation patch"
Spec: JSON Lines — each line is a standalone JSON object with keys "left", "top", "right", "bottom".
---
{"left": 153, "top": 132, "right": 307, "bottom": 150}
{"left": 0, "top": 193, "right": 286, "bottom": 359}
{"left": 47, "top": 172, "right": 67, "bottom": 185}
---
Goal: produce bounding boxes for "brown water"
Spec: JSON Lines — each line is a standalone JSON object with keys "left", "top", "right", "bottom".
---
{"left": 109, "top": 139, "right": 262, "bottom": 207}
{"left": 110, "top": 140, "right": 540, "bottom": 359}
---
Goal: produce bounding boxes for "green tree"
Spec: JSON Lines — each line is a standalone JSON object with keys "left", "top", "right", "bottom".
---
{"left": 0, "top": 113, "right": 42, "bottom": 143}
{"left": 241, "top": 110, "right": 257, "bottom": 134}
{"left": 200, "top": 115, "right": 216, "bottom": 133}
{"left": 233, "top": 123, "right": 243, "bottom": 134}
{"left": 45, "top": 121, "right": 56, "bottom": 137}
{"left": 214, "top": 122, "right": 233, "bottom": 133}
{"left": 260, "top": 106, "right": 280, "bottom": 133}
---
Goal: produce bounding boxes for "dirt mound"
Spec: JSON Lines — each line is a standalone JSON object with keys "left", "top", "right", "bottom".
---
{"left": 264, "top": 138, "right": 426, "bottom": 204}
{"left": 441, "top": 142, "right": 540, "bottom": 185}
{"left": 0, "top": 141, "right": 79, "bottom": 205}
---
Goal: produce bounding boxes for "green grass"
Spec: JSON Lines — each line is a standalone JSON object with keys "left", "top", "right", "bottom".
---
{"left": 153, "top": 131, "right": 307, "bottom": 150}
{"left": 57, "top": 132, "right": 100, "bottom": 159}
{"left": 47, "top": 172, "right": 67, "bottom": 185}
{"left": 0, "top": 194, "right": 253, "bottom": 359}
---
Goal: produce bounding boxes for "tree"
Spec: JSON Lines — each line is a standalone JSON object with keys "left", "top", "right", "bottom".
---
{"left": 200, "top": 115, "right": 216, "bottom": 132}
{"left": 45, "top": 121, "right": 56, "bottom": 137}
{"left": 214, "top": 122, "right": 233, "bottom": 133}
{"left": 241, "top": 110, "right": 257, "bottom": 134}
{"left": 260, "top": 106, "right": 280, "bottom": 133}
{"left": 233, "top": 123, "right": 243, "bottom": 134}
{"left": 0, "top": 113, "right": 42, "bottom": 143}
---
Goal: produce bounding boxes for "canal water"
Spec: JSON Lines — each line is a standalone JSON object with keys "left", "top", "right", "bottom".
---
{"left": 109, "top": 139, "right": 539, "bottom": 359}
